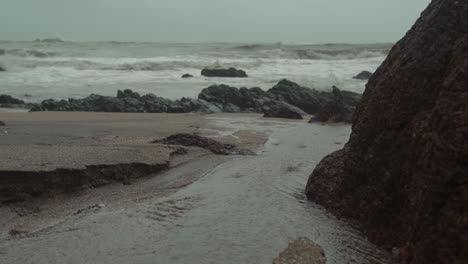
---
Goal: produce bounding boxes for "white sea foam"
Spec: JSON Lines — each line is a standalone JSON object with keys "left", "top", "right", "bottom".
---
{"left": 0, "top": 41, "right": 387, "bottom": 101}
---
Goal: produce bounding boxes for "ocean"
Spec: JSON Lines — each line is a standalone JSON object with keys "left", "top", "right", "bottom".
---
{"left": 0, "top": 41, "right": 390, "bottom": 102}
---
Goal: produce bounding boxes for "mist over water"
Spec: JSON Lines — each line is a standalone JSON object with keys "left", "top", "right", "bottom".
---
{"left": 0, "top": 41, "right": 389, "bottom": 101}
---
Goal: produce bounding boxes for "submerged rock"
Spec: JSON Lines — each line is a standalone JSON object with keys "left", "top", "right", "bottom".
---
{"left": 152, "top": 133, "right": 254, "bottom": 155}
{"left": 306, "top": 1, "right": 468, "bottom": 263}
{"left": 352, "top": 70, "right": 373, "bottom": 80}
{"left": 181, "top": 74, "right": 193, "bottom": 78}
{"left": 0, "top": 66, "right": 5, "bottom": 72}
{"left": 273, "top": 238, "right": 326, "bottom": 264}
{"left": 201, "top": 67, "right": 248, "bottom": 78}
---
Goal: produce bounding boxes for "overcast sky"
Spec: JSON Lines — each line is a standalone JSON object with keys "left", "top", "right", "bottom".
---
{"left": 1, "top": 0, "right": 430, "bottom": 43}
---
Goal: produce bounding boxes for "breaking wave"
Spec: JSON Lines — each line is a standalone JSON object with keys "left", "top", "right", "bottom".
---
{"left": 1, "top": 49, "right": 57, "bottom": 58}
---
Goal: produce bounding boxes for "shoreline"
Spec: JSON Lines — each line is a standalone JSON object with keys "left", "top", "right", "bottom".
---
{"left": 0, "top": 111, "right": 299, "bottom": 238}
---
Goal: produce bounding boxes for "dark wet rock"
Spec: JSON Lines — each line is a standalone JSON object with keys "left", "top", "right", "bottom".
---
{"left": 0, "top": 66, "right": 5, "bottom": 72}
{"left": 352, "top": 70, "right": 373, "bottom": 80}
{"left": 0, "top": 163, "right": 169, "bottom": 203}
{"left": 273, "top": 238, "right": 326, "bottom": 264}
{"left": 152, "top": 133, "right": 254, "bottom": 155}
{"left": 309, "top": 86, "right": 354, "bottom": 123}
{"left": 0, "top": 121, "right": 5, "bottom": 126}
{"left": 182, "top": 74, "right": 194, "bottom": 78}
{"left": 0, "top": 94, "right": 35, "bottom": 109}
{"left": 306, "top": 1, "right": 468, "bottom": 264}
{"left": 201, "top": 67, "right": 248, "bottom": 78}
{"left": 264, "top": 103, "right": 304, "bottom": 119}
{"left": 268, "top": 79, "right": 361, "bottom": 115}
{"left": 179, "top": 98, "right": 222, "bottom": 114}
{"left": 0, "top": 95, "right": 24, "bottom": 105}
{"left": 29, "top": 81, "right": 360, "bottom": 120}
{"left": 117, "top": 89, "right": 140, "bottom": 99}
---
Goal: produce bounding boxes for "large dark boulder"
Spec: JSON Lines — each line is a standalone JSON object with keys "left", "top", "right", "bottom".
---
{"left": 352, "top": 70, "right": 373, "bottom": 80}
{"left": 0, "top": 95, "right": 24, "bottom": 105}
{"left": 263, "top": 103, "right": 304, "bottom": 119}
{"left": 201, "top": 67, "right": 248, "bottom": 78}
{"left": 306, "top": 1, "right": 468, "bottom": 263}
{"left": 309, "top": 86, "right": 354, "bottom": 123}
{"left": 268, "top": 79, "right": 361, "bottom": 115}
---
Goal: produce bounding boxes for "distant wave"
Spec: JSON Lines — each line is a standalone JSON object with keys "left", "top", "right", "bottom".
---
{"left": 1, "top": 49, "right": 57, "bottom": 58}
{"left": 232, "top": 43, "right": 390, "bottom": 60}
{"left": 13, "top": 59, "right": 265, "bottom": 72}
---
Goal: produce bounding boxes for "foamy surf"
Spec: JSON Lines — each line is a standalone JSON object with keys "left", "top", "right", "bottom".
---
{"left": 0, "top": 41, "right": 388, "bottom": 101}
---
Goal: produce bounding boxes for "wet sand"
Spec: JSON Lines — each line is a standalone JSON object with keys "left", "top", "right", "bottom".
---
{"left": 0, "top": 112, "right": 390, "bottom": 264}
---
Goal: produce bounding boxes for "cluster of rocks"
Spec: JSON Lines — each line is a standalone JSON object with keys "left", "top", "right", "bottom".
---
{"left": 19, "top": 79, "right": 361, "bottom": 122}
{"left": 152, "top": 133, "right": 254, "bottom": 155}
{"left": 306, "top": 1, "right": 467, "bottom": 263}
{"left": 0, "top": 94, "right": 34, "bottom": 109}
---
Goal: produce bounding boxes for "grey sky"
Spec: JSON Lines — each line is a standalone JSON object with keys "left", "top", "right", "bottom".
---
{"left": 1, "top": 0, "right": 430, "bottom": 43}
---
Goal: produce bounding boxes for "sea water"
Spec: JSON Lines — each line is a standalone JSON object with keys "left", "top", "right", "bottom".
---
{"left": 0, "top": 41, "right": 389, "bottom": 102}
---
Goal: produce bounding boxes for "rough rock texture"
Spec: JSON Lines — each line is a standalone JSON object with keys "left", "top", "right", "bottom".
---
{"left": 352, "top": 70, "right": 373, "bottom": 80}
{"left": 306, "top": 1, "right": 468, "bottom": 263}
{"left": 153, "top": 133, "right": 254, "bottom": 155}
{"left": 201, "top": 67, "right": 248, "bottom": 78}
{"left": 268, "top": 79, "right": 361, "bottom": 115}
{"left": 272, "top": 238, "right": 326, "bottom": 264}
{"left": 263, "top": 104, "right": 304, "bottom": 119}
{"left": 309, "top": 86, "right": 355, "bottom": 123}
{"left": 0, "top": 163, "right": 168, "bottom": 203}
{"left": 28, "top": 81, "right": 360, "bottom": 122}
{"left": 0, "top": 94, "right": 34, "bottom": 109}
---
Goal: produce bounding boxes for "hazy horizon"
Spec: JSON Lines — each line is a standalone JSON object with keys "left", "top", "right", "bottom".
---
{"left": 1, "top": 0, "right": 430, "bottom": 43}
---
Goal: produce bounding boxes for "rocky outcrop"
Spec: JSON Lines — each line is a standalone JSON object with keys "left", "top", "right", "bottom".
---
{"left": 268, "top": 79, "right": 361, "bottom": 115}
{"left": 273, "top": 238, "right": 326, "bottom": 264}
{"left": 201, "top": 67, "right": 248, "bottom": 78}
{"left": 309, "top": 86, "right": 354, "bottom": 123}
{"left": 28, "top": 81, "right": 361, "bottom": 122}
{"left": 182, "top": 74, "right": 193, "bottom": 78}
{"left": 0, "top": 163, "right": 168, "bottom": 203}
{"left": 0, "top": 94, "right": 34, "bottom": 109}
{"left": 352, "top": 70, "right": 373, "bottom": 80}
{"left": 152, "top": 133, "right": 254, "bottom": 155}
{"left": 306, "top": 1, "right": 468, "bottom": 264}
{"left": 263, "top": 103, "right": 304, "bottom": 119}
